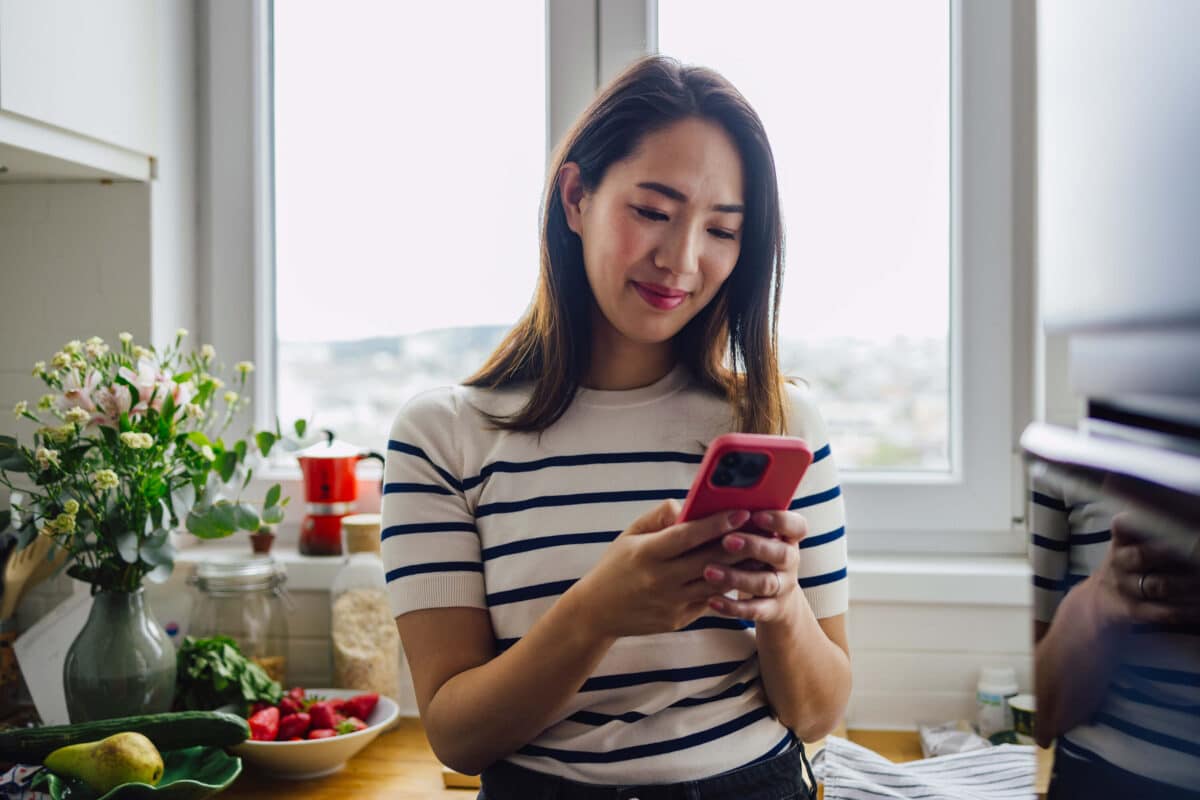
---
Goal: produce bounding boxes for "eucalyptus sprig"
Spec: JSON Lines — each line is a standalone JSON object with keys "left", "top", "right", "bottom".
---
{"left": 0, "top": 331, "right": 306, "bottom": 594}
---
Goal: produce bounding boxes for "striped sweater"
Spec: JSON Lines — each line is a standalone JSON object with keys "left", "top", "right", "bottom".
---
{"left": 1029, "top": 475, "right": 1200, "bottom": 790}
{"left": 382, "top": 365, "right": 849, "bottom": 783}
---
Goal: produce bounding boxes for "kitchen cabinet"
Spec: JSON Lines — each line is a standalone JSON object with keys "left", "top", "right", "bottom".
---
{"left": 0, "top": 0, "right": 156, "bottom": 181}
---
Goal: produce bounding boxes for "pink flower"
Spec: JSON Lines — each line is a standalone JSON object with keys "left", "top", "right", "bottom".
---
{"left": 58, "top": 369, "right": 100, "bottom": 414}
{"left": 93, "top": 384, "right": 132, "bottom": 428}
{"left": 118, "top": 359, "right": 161, "bottom": 415}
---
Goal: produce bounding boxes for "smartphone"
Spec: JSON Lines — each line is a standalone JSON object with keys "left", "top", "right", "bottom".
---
{"left": 677, "top": 432, "right": 814, "bottom": 533}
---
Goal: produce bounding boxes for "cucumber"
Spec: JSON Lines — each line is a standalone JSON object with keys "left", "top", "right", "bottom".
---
{"left": 0, "top": 711, "right": 249, "bottom": 764}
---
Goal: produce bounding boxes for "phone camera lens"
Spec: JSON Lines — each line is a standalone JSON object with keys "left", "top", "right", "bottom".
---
{"left": 720, "top": 453, "right": 741, "bottom": 469}
{"left": 712, "top": 469, "right": 733, "bottom": 487}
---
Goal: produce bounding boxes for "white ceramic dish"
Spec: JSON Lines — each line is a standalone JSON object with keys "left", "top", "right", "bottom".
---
{"left": 228, "top": 688, "right": 400, "bottom": 779}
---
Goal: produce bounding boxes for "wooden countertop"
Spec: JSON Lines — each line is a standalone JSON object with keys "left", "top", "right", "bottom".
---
{"left": 220, "top": 718, "right": 1053, "bottom": 799}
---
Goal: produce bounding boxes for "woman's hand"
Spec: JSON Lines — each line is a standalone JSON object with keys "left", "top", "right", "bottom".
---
{"left": 702, "top": 509, "right": 808, "bottom": 624}
{"left": 570, "top": 499, "right": 757, "bottom": 639}
{"left": 1089, "top": 511, "right": 1200, "bottom": 631}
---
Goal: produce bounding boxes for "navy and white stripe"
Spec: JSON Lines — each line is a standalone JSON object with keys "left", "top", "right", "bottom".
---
{"left": 382, "top": 367, "right": 848, "bottom": 784}
{"left": 1028, "top": 473, "right": 1200, "bottom": 791}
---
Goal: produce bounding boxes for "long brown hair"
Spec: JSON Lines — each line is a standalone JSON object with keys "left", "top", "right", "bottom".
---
{"left": 465, "top": 55, "right": 788, "bottom": 434}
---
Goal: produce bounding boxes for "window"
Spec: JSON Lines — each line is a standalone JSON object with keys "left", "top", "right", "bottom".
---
{"left": 208, "top": 0, "right": 1024, "bottom": 551}
{"left": 659, "top": 0, "right": 951, "bottom": 472}
{"left": 272, "top": 1, "right": 546, "bottom": 450}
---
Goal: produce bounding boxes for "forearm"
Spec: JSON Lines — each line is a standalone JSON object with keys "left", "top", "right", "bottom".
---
{"left": 1034, "top": 577, "right": 1127, "bottom": 747}
{"left": 756, "top": 593, "right": 851, "bottom": 741}
{"left": 425, "top": 587, "right": 615, "bottom": 774}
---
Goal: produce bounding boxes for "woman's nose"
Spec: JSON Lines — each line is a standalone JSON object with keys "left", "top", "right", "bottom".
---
{"left": 655, "top": 226, "right": 701, "bottom": 276}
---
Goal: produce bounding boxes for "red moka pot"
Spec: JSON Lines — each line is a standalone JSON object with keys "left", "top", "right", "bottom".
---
{"left": 297, "top": 439, "right": 384, "bottom": 555}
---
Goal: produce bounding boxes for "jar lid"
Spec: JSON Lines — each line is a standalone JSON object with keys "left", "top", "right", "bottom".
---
{"left": 191, "top": 556, "right": 287, "bottom": 593}
{"left": 342, "top": 513, "right": 382, "bottom": 555}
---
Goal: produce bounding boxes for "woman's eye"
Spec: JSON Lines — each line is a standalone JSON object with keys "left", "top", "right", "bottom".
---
{"left": 709, "top": 228, "right": 737, "bottom": 241}
{"left": 635, "top": 207, "right": 669, "bottom": 222}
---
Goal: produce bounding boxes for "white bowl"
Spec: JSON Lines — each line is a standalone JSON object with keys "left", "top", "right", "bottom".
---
{"left": 229, "top": 688, "right": 400, "bottom": 779}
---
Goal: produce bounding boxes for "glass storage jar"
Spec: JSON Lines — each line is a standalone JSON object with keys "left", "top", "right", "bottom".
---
{"left": 187, "top": 557, "right": 291, "bottom": 685}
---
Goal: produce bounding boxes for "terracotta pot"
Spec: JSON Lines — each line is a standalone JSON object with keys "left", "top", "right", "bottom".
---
{"left": 249, "top": 530, "right": 276, "bottom": 554}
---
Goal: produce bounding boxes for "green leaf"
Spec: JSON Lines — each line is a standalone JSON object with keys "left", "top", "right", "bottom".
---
{"left": 293, "top": 419, "right": 307, "bottom": 438}
{"left": 161, "top": 391, "right": 177, "bottom": 426}
{"left": 234, "top": 440, "right": 247, "bottom": 464}
{"left": 265, "top": 484, "right": 281, "bottom": 509}
{"left": 233, "top": 503, "right": 260, "bottom": 532}
{"left": 261, "top": 506, "right": 285, "bottom": 525}
{"left": 186, "top": 509, "right": 224, "bottom": 539}
{"left": 255, "top": 431, "right": 277, "bottom": 458}
{"left": 211, "top": 502, "right": 238, "bottom": 533}
{"left": 0, "top": 435, "right": 16, "bottom": 448}
{"left": 118, "top": 412, "right": 132, "bottom": 433}
{"left": 188, "top": 431, "right": 212, "bottom": 448}
{"left": 101, "top": 426, "right": 119, "bottom": 449}
{"left": 217, "top": 451, "right": 237, "bottom": 483}
{"left": 0, "top": 510, "right": 9, "bottom": 534}
{"left": 241, "top": 467, "right": 254, "bottom": 491}
{"left": 115, "top": 375, "right": 141, "bottom": 405}
{"left": 115, "top": 530, "right": 140, "bottom": 563}
{"left": 174, "top": 370, "right": 194, "bottom": 383}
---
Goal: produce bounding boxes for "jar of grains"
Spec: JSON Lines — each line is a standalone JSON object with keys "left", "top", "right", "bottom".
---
{"left": 188, "top": 557, "right": 290, "bottom": 685}
{"left": 330, "top": 514, "right": 401, "bottom": 701}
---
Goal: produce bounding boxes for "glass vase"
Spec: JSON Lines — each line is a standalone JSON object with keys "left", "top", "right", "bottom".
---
{"left": 63, "top": 588, "right": 176, "bottom": 723}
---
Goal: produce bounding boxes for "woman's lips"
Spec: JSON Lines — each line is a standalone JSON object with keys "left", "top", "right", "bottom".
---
{"left": 632, "top": 281, "right": 688, "bottom": 311}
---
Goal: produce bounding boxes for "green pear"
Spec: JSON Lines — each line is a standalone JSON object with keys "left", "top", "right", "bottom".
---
{"left": 44, "top": 731, "right": 164, "bottom": 792}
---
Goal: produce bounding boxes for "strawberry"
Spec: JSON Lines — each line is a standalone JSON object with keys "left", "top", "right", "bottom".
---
{"left": 307, "top": 728, "right": 336, "bottom": 739}
{"left": 278, "top": 696, "right": 303, "bottom": 716}
{"left": 277, "top": 711, "right": 312, "bottom": 740}
{"left": 287, "top": 686, "right": 306, "bottom": 702}
{"left": 341, "top": 693, "right": 379, "bottom": 721}
{"left": 335, "top": 717, "right": 368, "bottom": 735}
{"left": 308, "top": 700, "right": 339, "bottom": 731}
{"left": 248, "top": 706, "right": 280, "bottom": 741}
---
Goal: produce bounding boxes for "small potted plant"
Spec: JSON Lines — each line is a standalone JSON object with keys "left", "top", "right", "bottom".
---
{"left": 0, "top": 330, "right": 302, "bottom": 722}
{"left": 249, "top": 524, "right": 276, "bottom": 554}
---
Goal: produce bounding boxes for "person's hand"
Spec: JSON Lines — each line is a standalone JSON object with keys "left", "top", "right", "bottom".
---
{"left": 700, "top": 509, "right": 808, "bottom": 624}
{"left": 570, "top": 499, "right": 756, "bottom": 639}
{"left": 1090, "top": 511, "right": 1200, "bottom": 630}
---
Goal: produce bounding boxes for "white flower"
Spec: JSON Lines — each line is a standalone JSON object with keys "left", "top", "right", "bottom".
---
{"left": 34, "top": 447, "right": 60, "bottom": 469}
{"left": 119, "top": 431, "right": 154, "bottom": 449}
{"left": 176, "top": 328, "right": 189, "bottom": 339}
{"left": 64, "top": 407, "right": 90, "bottom": 425}
{"left": 210, "top": 377, "right": 225, "bottom": 390}
{"left": 85, "top": 339, "right": 109, "bottom": 359}
{"left": 236, "top": 361, "right": 255, "bottom": 375}
{"left": 32, "top": 361, "right": 46, "bottom": 377}
{"left": 37, "top": 395, "right": 55, "bottom": 411}
{"left": 200, "top": 445, "right": 216, "bottom": 462}
{"left": 51, "top": 352, "right": 72, "bottom": 370}
{"left": 63, "top": 499, "right": 80, "bottom": 515}
{"left": 63, "top": 340, "right": 83, "bottom": 356}
{"left": 54, "top": 424, "right": 76, "bottom": 440}
{"left": 12, "top": 401, "right": 27, "bottom": 419}
{"left": 133, "top": 346, "right": 152, "bottom": 360}
{"left": 224, "top": 391, "right": 239, "bottom": 404}
{"left": 185, "top": 403, "right": 205, "bottom": 420}
{"left": 92, "top": 469, "right": 119, "bottom": 490}
{"left": 200, "top": 344, "right": 216, "bottom": 362}
{"left": 118, "top": 332, "right": 133, "bottom": 344}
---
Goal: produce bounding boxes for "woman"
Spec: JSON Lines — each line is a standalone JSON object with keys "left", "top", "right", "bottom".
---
{"left": 1031, "top": 471, "right": 1200, "bottom": 798}
{"left": 382, "top": 55, "right": 850, "bottom": 799}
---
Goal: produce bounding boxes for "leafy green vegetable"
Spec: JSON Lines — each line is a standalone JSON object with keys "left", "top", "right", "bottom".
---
{"left": 174, "top": 635, "right": 282, "bottom": 712}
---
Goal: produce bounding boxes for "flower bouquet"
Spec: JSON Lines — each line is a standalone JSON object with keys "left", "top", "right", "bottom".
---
{"left": 0, "top": 330, "right": 303, "bottom": 721}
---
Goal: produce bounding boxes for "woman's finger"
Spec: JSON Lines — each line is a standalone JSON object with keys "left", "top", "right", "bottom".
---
{"left": 748, "top": 510, "right": 808, "bottom": 543}
{"left": 707, "top": 593, "right": 780, "bottom": 622}
{"left": 1118, "top": 569, "right": 1200, "bottom": 605}
{"left": 720, "top": 532, "right": 799, "bottom": 571}
{"left": 702, "top": 564, "right": 788, "bottom": 599}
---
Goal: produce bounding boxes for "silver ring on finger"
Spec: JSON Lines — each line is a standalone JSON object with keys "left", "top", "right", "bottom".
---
{"left": 1139, "top": 571, "right": 1155, "bottom": 601}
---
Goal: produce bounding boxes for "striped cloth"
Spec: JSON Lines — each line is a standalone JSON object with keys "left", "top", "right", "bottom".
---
{"left": 1028, "top": 474, "right": 1200, "bottom": 791}
{"left": 381, "top": 365, "right": 848, "bottom": 784}
{"left": 812, "top": 736, "right": 1035, "bottom": 800}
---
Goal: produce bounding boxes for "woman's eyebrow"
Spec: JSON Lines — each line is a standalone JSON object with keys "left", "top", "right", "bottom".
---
{"left": 636, "top": 181, "right": 745, "bottom": 214}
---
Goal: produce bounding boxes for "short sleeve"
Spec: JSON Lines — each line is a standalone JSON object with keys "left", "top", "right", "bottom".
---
{"left": 381, "top": 388, "right": 486, "bottom": 618}
{"left": 1028, "top": 472, "right": 1072, "bottom": 623}
{"left": 783, "top": 382, "right": 849, "bottom": 619}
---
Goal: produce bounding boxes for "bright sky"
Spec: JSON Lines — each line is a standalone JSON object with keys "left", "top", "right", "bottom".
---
{"left": 274, "top": 1, "right": 949, "bottom": 344}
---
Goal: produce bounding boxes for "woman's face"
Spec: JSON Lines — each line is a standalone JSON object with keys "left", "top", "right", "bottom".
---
{"left": 562, "top": 117, "right": 746, "bottom": 350}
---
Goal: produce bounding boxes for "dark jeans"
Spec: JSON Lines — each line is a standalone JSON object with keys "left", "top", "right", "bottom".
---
{"left": 477, "top": 743, "right": 816, "bottom": 800}
{"left": 1047, "top": 741, "right": 1200, "bottom": 800}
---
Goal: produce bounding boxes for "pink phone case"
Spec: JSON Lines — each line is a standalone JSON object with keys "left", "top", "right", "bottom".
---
{"left": 677, "top": 432, "right": 813, "bottom": 532}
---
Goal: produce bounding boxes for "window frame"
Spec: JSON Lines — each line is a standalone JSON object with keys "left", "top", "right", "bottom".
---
{"left": 201, "top": 0, "right": 1034, "bottom": 555}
